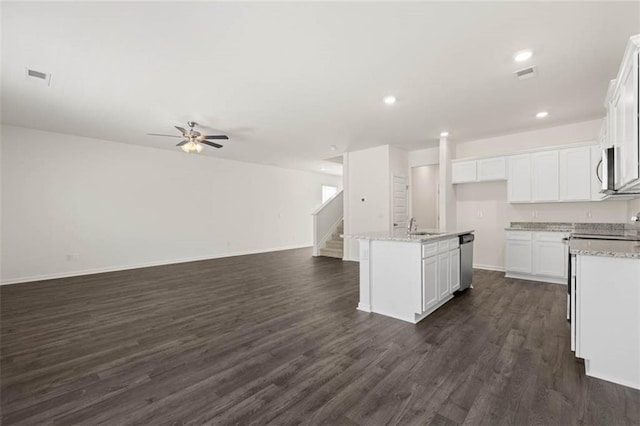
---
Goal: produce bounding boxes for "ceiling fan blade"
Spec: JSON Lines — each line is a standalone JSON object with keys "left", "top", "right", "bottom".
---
{"left": 203, "top": 135, "right": 229, "bottom": 140}
{"left": 176, "top": 140, "right": 189, "bottom": 147}
{"left": 200, "top": 140, "right": 223, "bottom": 148}
{"left": 175, "top": 126, "right": 187, "bottom": 136}
{"left": 148, "top": 133, "right": 182, "bottom": 138}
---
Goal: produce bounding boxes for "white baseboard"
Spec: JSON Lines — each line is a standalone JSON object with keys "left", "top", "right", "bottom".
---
{"left": 0, "top": 244, "right": 312, "bottom": 285}
{"left": 357, "top": 303, "right": 371, "bottom": 312}
{"left": 505, "top": 272, "right": 567, "bottom": 285}
{"left": 473, "top": 263, "right": 505, "bottom": 272}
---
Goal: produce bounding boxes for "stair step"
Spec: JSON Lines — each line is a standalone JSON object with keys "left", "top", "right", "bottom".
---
{"left": 325, "top": 240, "right": 343, "bottom": 249}
{"left": 319, "top": 248, "right": 343, "bottom": 259}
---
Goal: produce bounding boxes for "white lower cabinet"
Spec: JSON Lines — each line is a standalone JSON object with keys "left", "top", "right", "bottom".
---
{"left": 533, "top": 233, "right": 567, "bottom": 278}
{"left": 437, "top": 253, "right": 450, "bottom": 300}
{"left": 505, "top": 232, "right": 533, "bottom": 274}
{"left": 450, "top": 248, "right": 461, "bottom": 292}
{"left": 420, "top": 238, "right": 461, "bottom": 316}
{"left": 505, "top": 230, "right": 568, "bottom": 284}
{"left": 422, "top": 256, "right": 438, "bottom": 311}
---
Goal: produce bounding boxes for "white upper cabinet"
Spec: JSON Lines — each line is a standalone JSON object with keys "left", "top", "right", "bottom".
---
{"left": 606, "top": 35, "right": 640, "bottom": 192}
{"left": 508, "top": 154, "right": 532, "bottom": 203}
{"left": 477, "top": 157, "right": 506, "bottom": 181}
{"left": 532, "top": 151, "right": 559, "bottom": 202}
{"left": 451, "top": 160, "right": 477, "bottom": 183}
{"left": 559, "top": 147, "right": 591, "bottom": 201}
{"left": 619, "top": 50, "right": 639, "bottom": 188}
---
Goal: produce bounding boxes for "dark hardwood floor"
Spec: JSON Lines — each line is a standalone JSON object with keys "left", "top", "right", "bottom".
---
{"left": 1, "top": 248, "right": 638, "bottom": 425}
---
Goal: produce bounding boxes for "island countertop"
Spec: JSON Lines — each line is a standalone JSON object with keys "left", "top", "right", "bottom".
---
{"left": 342, "top": 229, "right": 474, "bottom": 243}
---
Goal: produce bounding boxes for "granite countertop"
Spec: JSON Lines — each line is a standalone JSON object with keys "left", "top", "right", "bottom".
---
{"left": 505, "top": 226, "right": 573, "bottom": 232}
{"left": 342, "top": 229, "right": 474, "bottom": 243}
{"left": 569, "top": 239, "right": 640, "bottom": 259}
{"left": 505, "top": 221, "right": 637, "bottom": 234}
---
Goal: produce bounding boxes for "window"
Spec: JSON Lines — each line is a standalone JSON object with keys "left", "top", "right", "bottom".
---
{"left": 322, "top": 185, "right": 338, "bottom": 203}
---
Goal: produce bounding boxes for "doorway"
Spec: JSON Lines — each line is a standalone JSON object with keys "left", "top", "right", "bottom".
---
{"left": 411, "top": 165, "right": 439, "bottom": 229}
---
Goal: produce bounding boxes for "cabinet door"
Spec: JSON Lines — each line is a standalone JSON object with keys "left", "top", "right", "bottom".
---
{"left": 505, "top": 240, "right": 532, "bottom": 274}
{"left": 619, "top": 51, "right": 639, "bottom": 188}
{"left": 533, "top": 234, "right": 568, "bottom": 278}
{"left": 452, "top": 161, "right": 477, "bottom": 183}
{"left": 422, "top": 256, "right": 438, "bottom": 312}
{"left": 437, "top": 253, "right": 450, "bottom": 300}
{"left": 532, "top": 151, "right": 559, "bottom": 202}
{"left": 449, "top": 248, "right": 460, "bottom": 292}
{"left": 477, "top": 157, "right": 506, "bottom": 181}
{"left": 507, "top": 154, "right": 532, "bottom": 203}
{"left": 559, "top": 147, "right": 591, "bottom": 201}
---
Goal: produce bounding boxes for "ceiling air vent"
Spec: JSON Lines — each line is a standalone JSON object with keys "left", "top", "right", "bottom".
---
{"left": 514, "top": 66, "right": 537, "bottom": 81}
{"left": 25, "top": 68, "right": 51, "bottom": 86}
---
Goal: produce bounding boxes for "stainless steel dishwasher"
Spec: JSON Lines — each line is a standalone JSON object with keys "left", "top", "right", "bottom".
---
{"left": 459, "top": 233, "right": 474, "bottom": 292}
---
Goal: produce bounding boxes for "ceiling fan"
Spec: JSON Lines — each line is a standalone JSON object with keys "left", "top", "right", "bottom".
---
{"left": 148, "top": 121, "right": 229, "bottom": 153}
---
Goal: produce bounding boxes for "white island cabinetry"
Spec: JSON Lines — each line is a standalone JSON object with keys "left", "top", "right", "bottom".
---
{"left": 351, "top": 230, "right": 471, "bottom": 324}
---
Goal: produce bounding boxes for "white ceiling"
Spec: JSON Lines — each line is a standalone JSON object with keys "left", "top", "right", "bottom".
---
{"left": 2, "top": 2, "right": 639, "bottom": 176}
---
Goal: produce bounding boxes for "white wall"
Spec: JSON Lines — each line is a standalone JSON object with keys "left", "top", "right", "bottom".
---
{"left": 342, "top": 145, "right": 408, "bottom": 261}
{"left": 455, "top": 119, "right": 602, "bottom": 158}
{"left": 1, "top": 125, "right": 341, "bottom": 284}
{"left": 408, "top": 146, "right": 439, "bottom": 167}
{"left": 343, "top": 145, "right": 390, "bottom": 261}
{"left": 453, "top": 119, "right": 629, "bottom": 270}
{"left": 411, "top": 165, "right": 439, "bottom": 229}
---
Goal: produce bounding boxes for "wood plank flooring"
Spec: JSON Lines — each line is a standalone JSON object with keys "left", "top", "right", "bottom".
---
{"left": 1, "top": 248, "right": 638, "bottom": 425}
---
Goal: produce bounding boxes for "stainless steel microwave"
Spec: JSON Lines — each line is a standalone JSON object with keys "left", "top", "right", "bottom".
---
{"left": 600, "top": 147, "right": 616, "bottom": 194}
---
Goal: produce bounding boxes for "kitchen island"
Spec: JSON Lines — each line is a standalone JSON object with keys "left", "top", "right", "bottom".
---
{"left": 344, "top": 229, "right": 474, "bottom": 324}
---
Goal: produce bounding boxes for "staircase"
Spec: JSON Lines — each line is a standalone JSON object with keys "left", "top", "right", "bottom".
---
{"left": 318, "top": 220, "right": 343, "bottom": 259}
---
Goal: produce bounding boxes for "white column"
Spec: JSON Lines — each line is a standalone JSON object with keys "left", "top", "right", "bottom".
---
{"left": 438, "top": 135, "right": 456, "bottom": 231}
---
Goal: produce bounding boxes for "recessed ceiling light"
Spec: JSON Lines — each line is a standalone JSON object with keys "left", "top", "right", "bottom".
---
{"left": 440, "top": 131, "right": 449, "bottom": 137}
{"left": 514, "top": 50, "right": 533, "bottom": 62}
{"left": 383, "top": 96, "right": 397, "bottom": 105}
{"left": 330, "top": 145, "right": 337, "bottom": 151}
{"left": 321, "top": 167, "right": 326, "bottom": 171}
{"left": 536, "top": 111, "right": 549, "bottom": 119}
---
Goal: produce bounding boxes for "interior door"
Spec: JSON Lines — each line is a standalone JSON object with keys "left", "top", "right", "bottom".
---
{"left": 392, "top": 175, "right": 408, "bottom": 230}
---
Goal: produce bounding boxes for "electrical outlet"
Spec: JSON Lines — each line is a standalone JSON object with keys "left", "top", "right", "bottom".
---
{"left": 586, "top": 210, "right": 592, "bottom": 218}
{"left": 531, "top": 211, "right": 538, "bottom": 218}
{"left": 477, "top": 210, "right": 483, "bottom": 219}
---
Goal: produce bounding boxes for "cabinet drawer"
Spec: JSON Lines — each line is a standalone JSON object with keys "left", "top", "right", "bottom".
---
{"left": 449, "top": 238, "right": 460, "bottom": 250}
{"left": 506, "top": 231, "right": 532, "bottom": 241}
{"left": 534, "top": 232, "right": 569, "bottom": 242}
{"left": 422, "top": 243, "right": 438, "bottom": 258}
{"left": 438, "top": 239, "right": 450, "bottom": 252}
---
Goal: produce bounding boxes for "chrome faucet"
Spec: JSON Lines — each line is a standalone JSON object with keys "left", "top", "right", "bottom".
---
{"left": 408, "top": 217, "right": 417, "bottom": 233}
